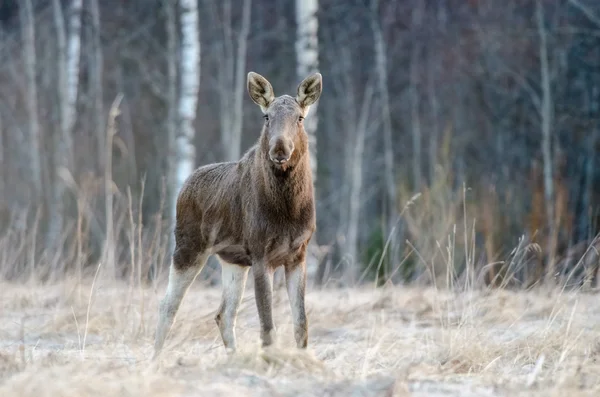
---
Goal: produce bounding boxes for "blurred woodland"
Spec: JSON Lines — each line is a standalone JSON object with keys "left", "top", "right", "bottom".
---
{"left": 1, "top": 0, "right": 600, "bottom": 289}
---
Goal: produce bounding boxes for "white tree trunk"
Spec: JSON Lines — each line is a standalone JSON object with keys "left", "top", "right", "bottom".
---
{"left": 66, "top": 0, "right": 82, "bottom": 144}
{"left": 296, "top": 0, "right": 320, "bottom": 278}
{"left": 296, "top": 0, "right": 319, "bottom": 180}
{"left": 48, "top": 0, "right": 81, "bottom": 249}
{"left": 20, "top": 0, "right": 42, "bottom": 201}
{"left": 53, "top": 0, "right": 67, "bottom": 142}
{"left": 174, "top": 0, "right": 201, "bottom": 213}
{"left": 165, "top": 0, "right": 179, "bottom": 256}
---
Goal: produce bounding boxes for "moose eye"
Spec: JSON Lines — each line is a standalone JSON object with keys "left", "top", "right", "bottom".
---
{"left": 298, "top": 116, "right": 304, "bottom": 122}
{"left": 263, "top": 114, "right": 269, "bottom": 121}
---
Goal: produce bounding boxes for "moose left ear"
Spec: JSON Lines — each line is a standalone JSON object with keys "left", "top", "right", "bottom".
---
{"left": 296, "top": 73, "right": 322, "bottom": 109}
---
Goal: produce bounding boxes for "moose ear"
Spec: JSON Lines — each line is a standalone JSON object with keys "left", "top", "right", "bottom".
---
{"left": 247, "top": 72, "right": 275, "bottom": 113}
{"left": 296, "top": 73, "right": 323, "bottom": 109}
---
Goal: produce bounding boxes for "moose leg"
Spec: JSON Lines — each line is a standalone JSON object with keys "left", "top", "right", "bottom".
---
{"left": 153, "top": 249, "right": 208, "bottom": 359}
{"left": 215, "top": 261, "right": 249, "bottom": 352}
{"left": 285, "top": 261, "right": 308, "bottom": 348}
{"left": 253, "top": 265, "right": 276, "bottom": 347}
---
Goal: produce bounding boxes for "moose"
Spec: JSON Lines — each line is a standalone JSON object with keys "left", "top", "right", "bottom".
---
{"left": 153, "top": 71, "right": 323, "bottom": 357}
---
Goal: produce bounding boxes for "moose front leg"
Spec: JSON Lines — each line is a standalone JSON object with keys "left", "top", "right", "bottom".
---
{"left": 215, "top": 261, "right": 250, "bottom": 353}
{"left": 285, "top": 261, "right": 308, "bottom": 348}
{"left": 253, "top": 265, "right": 276, "bottom": 347}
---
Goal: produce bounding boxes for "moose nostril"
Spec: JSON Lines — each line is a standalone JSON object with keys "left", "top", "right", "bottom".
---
{"left": 273, "top": 154, "right": 289, "bottom": 164}
{"left": 269, "top": 137, "right": 293, "bottom": 164}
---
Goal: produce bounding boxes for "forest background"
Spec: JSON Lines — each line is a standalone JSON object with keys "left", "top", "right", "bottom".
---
{"left": 1, "top": 0, "right": 599, "bottom": 290}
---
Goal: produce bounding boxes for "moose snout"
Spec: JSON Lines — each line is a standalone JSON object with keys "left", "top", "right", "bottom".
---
{"left": 271, "top": 153, "right": 289, "bottom": 164}
{"left": 269, "top": 136, "right": 294, "bottom": 165}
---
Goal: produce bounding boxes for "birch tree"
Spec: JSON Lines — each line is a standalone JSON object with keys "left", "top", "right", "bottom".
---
{"left": 173, "top": 0, "right": 201, "bottom": 218}
{"left": 165, "top": 0, "right": 179, "bottom": 255}
{"left": 296, "top": 0, "right": 320, "bottom": 277}
{"left": 295, "top": 0, "right": 319, "bottom": 179}
{"left": 65, "top": 0, "right": 82, "bottom": 158}
{"left": 47, "top": 0, "right": 81, "bottom": 248}
{"left": 20, "top": 0, "right": 42, "bottom": 201}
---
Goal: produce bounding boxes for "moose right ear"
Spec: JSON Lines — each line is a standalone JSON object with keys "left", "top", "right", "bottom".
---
{"left": 247, "top": 72, "right": 275, "bottom": 113}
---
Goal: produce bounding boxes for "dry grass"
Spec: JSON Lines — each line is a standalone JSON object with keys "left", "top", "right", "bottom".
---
{"left": 1, "top": 275, "right": 599, "bottom": 396}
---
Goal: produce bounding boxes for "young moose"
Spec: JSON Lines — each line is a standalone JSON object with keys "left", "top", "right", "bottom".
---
{"left": 153, "top": 72, "right": 323, "bottom": 357}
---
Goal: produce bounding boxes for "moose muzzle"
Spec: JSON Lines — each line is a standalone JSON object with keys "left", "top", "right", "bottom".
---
{"left": 269, "top": 136, "right": 294, "bottom": 165}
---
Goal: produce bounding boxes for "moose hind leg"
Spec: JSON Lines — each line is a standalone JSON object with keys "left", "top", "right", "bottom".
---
{"left": 285, "top": 262, "right": 308, "bottom": 348}
{"left": 153, "top": 249, "right": 208, "bottom": 359}
{"left": 215, "top": 261, "right": 249, "bottom": 352}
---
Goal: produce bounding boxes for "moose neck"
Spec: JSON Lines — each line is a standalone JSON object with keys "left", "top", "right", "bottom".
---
{"left": 256, "top": 134, "right": 314, "bottom": 215}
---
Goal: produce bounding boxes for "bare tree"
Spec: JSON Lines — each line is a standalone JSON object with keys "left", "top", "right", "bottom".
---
{"left": 173, "top": 0, "right": 201, "bottom": 215}
{"left": 536, "top": 0, "right": 556, "bottom": 282}
{"left": 427, "top": 2, "right": 446, "bottom": 183}
{"left": 20, "top": 0, "right": 42, "bottom": 201}
{"left": 370, "top": 0, "right": 398, "bottom": 273}
{"left": 89, "top": 0, "right": 105, "bottom": 170}
{"left": 65, "top": 0, "right": 82, "bottom": 151}
{"left": 296, "top": 0, "right": 320, "bottom": 277}
{"left": 409, "top": 0, "right": 424, "bottom": 191}
{"left": 165, "top": 0, "right": 179, "bottom": 255}
{"left": 47, "top": 0, "right": 81, "bottom": 248}
{"left": 211, "top": 0, "right": 252, "bottom": 162}
{"left": 345, "top": 81, "right": 375, "bottom": 283}
{"left": 568, "top": 0, "right": 600, "bottom": 26}
{"left": 295, "top": 0, "right": 319, "bottom": 179}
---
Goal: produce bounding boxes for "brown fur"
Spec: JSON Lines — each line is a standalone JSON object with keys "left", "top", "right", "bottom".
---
{"left": 153, "top": 71, "right": 323, "bottom": 357}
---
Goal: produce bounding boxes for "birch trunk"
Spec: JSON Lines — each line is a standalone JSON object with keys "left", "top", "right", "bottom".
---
{"left": 296, "top": 0, "right": 320, "bottom": 278}
{"left": 47, "top": 0, "right": 81, "bottom": 249}
{"left": 65, "top": 0, "right": 82, "bottom": 147}
{"left": 536, "top": 0, "right": 555, "bottom": 282}
{"left": 174, "top": 0, "right": 201, "bottom": 212}
{"left": 20, "top": 0, "right": 42, "bottom": 201}
{"left": 165, "top": 0, "right": 179, "bottom": 256}
{"left": 295, "top": 0, "right": 319, "bottom": 180}
{"left": 89, "top": 0, "right": 105, "bottom": 170}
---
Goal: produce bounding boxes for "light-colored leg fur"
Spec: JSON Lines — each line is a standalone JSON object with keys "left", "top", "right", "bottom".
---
{"left": 153, "top": 253, "right": 208, "bottom": 359}
{"left": 215, "top": 262, "right": 249, "bottom": 353}
{"left": 253, "top": 265, "right": 276, "bottom": 347}
{"left": 285, "top": 263, "right": 308, "bottom": 348}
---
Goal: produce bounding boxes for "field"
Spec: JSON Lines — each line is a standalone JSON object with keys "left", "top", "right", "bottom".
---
{"left": 1, "top": 274, "right": 599, "bottom": 397}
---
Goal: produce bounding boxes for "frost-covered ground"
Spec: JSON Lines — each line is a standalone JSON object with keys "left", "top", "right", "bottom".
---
{"left": 0, "top": 277, "right": 599, "bottom": 396}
